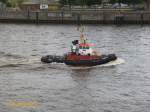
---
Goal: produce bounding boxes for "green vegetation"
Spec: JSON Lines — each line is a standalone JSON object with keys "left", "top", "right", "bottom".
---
{"left": 0, "top": 0, "right": 24, "bottom": 7}
{"left": 59, "top": 0, "right": 101, "bottom": 6}
{"left": 7, "top": 0, "right": 24, "bottom": 7}
{"left": 0, "top": 0, "right": 7, "bottom": 3}
{"left": 110, "top": 0, "right": 143, "bottom": 5}
{"left": 59, "top": 0, "right": 144, "bottom": 6}
{"left": 0, "top": 0, "right": 146, "bottom": 8}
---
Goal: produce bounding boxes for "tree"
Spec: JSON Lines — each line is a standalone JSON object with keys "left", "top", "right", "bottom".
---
{"left": 86, "top": 0, "right": 102, "bottom": 6}
{"left": 59, "top": 0, "right": 102, "bottom": 6}
{"left": 110, "top": 0, "right": 143, "bottom": 4}
{"left": 17, "top": 0, "right": 24, "bottom": 5}
{"left": 59, "top": 0, "right": 144, "bottom": 7}
{"left": 6, "top": 0, "right": 24, "bottom": 7}
{"left": 0, "top": 0, "right": 8, "bottom": 3}
{"left": 126, "top": 0, "right": 143, "bottom": 5}
{"left": 59, "top": 0, "right": 67, "bottom": 5}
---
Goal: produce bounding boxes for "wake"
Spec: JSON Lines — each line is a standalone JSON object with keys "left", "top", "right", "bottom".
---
{"left": 0, "top": 52, "right": 124, "bottom": 70}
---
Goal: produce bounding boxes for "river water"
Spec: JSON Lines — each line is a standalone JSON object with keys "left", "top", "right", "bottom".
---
{"left": 0, "top": 24, "right": 150, "bottom": 112}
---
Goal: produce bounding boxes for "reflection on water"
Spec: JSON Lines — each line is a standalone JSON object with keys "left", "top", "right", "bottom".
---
{"left": 71, "top": 69, "right": 92, "bottom": 81}
{"left": 0, "top": 24, "right": 150, "bottom": 112}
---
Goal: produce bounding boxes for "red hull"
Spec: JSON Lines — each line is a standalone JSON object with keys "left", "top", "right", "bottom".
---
{"left": 41, "top": 54, "right": 117, "bottom": 66}
{"left": 65, "top": 53, "right": 100, "bottom": 61}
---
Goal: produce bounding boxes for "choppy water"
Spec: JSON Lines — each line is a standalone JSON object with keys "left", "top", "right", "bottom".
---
{"left": 0, "top": 24, "right": 150, "bottom": 112}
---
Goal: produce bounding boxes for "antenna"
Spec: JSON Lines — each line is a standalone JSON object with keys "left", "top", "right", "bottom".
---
{"left": 77, "top": 25, "right": 85, "bottom": 32}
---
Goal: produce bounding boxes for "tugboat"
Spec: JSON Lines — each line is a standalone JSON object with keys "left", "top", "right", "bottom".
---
{"left": 41, "top": 29, "right": 117, "bottom": 66}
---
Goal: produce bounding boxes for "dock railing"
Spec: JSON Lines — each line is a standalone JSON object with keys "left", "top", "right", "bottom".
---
{"left": 0, "top": 10, "right": 150, "bottom": 24}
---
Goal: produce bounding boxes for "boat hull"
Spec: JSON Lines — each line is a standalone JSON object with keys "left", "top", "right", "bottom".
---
{"left": 41, "top": 54, "right": 117, "bottom": 66}
{"left": 64, "top": 54, "right": 117, "bottom": 66}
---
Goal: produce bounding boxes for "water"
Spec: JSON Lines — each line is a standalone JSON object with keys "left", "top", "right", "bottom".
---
{"left": 0, "top": 24, "right": 150, "bottom": 112}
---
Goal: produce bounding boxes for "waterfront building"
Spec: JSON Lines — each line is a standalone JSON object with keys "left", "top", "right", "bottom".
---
{"left": 20, "top": 0, "right": 61, "bottom": 11}
{"left": 19, "top": 1, "right": 40, "bottom": 11}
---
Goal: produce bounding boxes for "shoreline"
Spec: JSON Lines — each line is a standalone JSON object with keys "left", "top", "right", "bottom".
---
{"left": 0, "top": 18, "right": 149, "bottom": 25}
{"left": 0, "top": 10, "right": 150, "bottom": 25}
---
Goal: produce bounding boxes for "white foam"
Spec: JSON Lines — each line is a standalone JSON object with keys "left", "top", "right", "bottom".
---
{"left": 48, "top": 58, "right": 125, "bottom": 70}
{"left": 0, "top": 56, "right": 125, "bottom": 69}
{"left": 70, "top": 58, "right": 125, "bottom": 70}
{"left": 99, "top": 58, "right": 125, "bottom": 67}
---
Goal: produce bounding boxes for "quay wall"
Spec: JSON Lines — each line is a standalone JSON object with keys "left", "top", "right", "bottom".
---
{"left": 0, "top": 10, "right": 150, "bottom": 24}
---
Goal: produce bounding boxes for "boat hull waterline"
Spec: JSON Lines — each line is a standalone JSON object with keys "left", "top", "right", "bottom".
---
{"left": 41, "top": 54, "right": 117, "bottom": 66}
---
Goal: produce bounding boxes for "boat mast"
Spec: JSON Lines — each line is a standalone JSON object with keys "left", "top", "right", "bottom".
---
{"left": 78, "top": 26, "right": 87, "bottom": 44}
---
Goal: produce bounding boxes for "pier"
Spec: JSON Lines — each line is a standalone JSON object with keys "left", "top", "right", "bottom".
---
{"left": 0, "top": 10, "right": 150, "bottom": 24}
